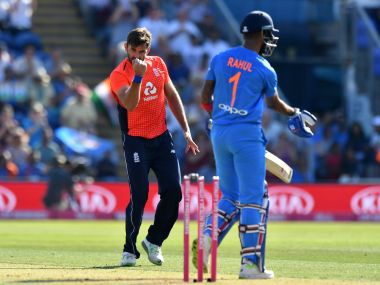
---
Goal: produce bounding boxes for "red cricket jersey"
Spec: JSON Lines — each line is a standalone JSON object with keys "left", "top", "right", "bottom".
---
{"left": 109, "top": 56, "right": 169, "bottom": 139}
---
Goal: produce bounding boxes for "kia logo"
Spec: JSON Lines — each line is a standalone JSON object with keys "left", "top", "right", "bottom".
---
{"left": 78, "top": 185, "right": 116, "bottom": 213}
{"left": 351, "top": 186, "right": 380, "bottom": 215}
{"left": 269, "top": 186, "right": 314, "bottom": 215}
{"left": 0, "top": 186, "right": 17, "bottom": 212}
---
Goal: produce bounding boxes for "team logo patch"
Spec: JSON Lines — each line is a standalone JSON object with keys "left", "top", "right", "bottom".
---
{"left": 153, "top": 68, "right": 160, "bottom": 77}
{"left": 133, "top": 152, "right": 140, "bottom": 163}
{"left": 144, "top": 81, "right": 158, "bottom": 101}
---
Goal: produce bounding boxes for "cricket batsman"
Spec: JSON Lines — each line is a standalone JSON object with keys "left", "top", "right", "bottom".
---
{"left": 196, "top": 10, "right": 317, "bottom": 279}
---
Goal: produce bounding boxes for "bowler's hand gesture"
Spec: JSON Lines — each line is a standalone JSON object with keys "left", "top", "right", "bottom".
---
{"left": 184, "top": 131, "right": 200, "bottom": 155}
{"left": 132, "top": 58, "right": 147, "bottom": 76}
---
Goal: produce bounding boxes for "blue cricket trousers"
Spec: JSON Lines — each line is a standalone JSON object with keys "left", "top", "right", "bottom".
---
{"left": 121, "top": 130, "right": 182, "bottom": 258}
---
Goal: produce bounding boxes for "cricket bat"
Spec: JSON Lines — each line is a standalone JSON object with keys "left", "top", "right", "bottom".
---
{"left": 265, "top": 151, "right": 293, "bottom": 183}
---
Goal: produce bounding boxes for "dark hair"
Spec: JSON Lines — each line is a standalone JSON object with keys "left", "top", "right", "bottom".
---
{"left": 127, "top": 27, "right": 152, "bottom": 48}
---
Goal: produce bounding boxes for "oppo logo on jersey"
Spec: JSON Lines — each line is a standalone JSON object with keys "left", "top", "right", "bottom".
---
{"left": 218, "top": 104, "right": 248, "bottom": 116}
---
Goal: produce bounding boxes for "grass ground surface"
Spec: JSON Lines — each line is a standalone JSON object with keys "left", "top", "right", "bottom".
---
{"left": 0, "top": 220, "right": 379, "bottom": 285}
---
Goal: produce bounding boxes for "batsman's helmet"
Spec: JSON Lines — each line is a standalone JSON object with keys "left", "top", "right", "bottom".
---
{"left": 240, "top": 11, "right": 279, "bottom": 57}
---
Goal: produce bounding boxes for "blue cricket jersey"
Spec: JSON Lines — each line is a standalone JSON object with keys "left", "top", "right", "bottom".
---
{"left": 206, "top": 46, "right": 277, "bottom": 125}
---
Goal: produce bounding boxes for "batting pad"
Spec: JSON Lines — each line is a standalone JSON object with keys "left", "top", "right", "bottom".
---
{"left": 204, "top": 198, "right": 240, "bottom": 244}
{"left": 239, "top": 201, "right": 268, "bottom": 267}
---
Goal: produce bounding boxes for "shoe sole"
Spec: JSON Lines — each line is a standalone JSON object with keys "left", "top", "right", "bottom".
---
{"left": 120, "top": 262, "right": 136, "bottom": 267}
{"left": 239, "top": 274, "right": 274, "bottom": 279}
{"left": 239, "top": 271, "right": 274, "bottom": 279}
{"left": 191, "top": 239, "right": 208, "bottom": 273}
{"left": 141, "top": 240, "right": 162, "bottom": 266}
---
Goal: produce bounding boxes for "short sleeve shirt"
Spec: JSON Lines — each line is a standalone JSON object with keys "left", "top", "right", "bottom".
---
{"left": 110, "top": 56, "right": 169, "bottom": 138}
{"left": 206, "top": 46, "right": 277, "bottom": 125}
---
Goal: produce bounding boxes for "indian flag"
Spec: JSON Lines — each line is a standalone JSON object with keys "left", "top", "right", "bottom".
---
{"left": 91, "top": 78, "right": 118, "bottom": 126}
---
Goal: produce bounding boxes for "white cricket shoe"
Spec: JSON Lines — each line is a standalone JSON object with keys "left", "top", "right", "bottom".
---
{"left": 120, "top": 252, "right": 136, "bottom": 267}
{"left": 239, "top": 259, "right": 274, "bottom": 279}
{"left": 141, "top": 238, "right": 164, "bottom": 265}
{"left": 191, "top": 235, "right": 211, "bottom": 273}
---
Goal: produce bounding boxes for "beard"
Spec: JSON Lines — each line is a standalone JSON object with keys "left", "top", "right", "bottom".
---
{"left": 127, "top": 54, "right": 134, "bottom": 62}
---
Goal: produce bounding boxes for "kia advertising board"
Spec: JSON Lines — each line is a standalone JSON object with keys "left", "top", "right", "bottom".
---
{"left": 0, "top": 182, "right": 380, "bottom": 220}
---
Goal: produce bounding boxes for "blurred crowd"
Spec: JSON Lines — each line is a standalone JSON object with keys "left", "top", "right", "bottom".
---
{"left": 0, "top": 0, "right": 117, "bottom": 182}
{"left": 1, "top": 0, "right": 380, "bottom": 183}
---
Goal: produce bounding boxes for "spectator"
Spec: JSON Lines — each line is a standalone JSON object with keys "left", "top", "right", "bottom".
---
{"left": 262, "top": 109, "right": 282, "bottom": 149}
{"left": 167, "top": 52, "right": 190, "bottom": 92}
{"left": 60, "top": 83, "right": 97, "bottom": 133}
{"left": 82, "top": 0, "right": 114, "bottom": 38}
{"left": 196, "top": 12, "right": 217, "bottom": 39}
{"left": 189, "top": 52, "right": 209, "bottom": 82}
{"left": 185, "top": 0, "right": 210, "bottom": 25}
{"left": 181, "top": 34, "right": 206, "bottom": 74}
{"left": 29, "top": 68, "right": 54, "bottom": 107}
{"left": 0, "top": 150, "right": 19, "bottom": 179}
{"left": 331, "top": 112, "right": 348, "bottom": 148}
{"left": 324, "top": 142, "right": 342, "bottom": 180}
{"left": 167, "top": 8, "right": 201, "bottom": 55}
{"left": 133, "top": 0, "right": 156, "bottom": 18}
{"left": 314, "top": 125, "right": 334, "bottom": 179}
{"left": 107, "top": 0, "right": 139, "bottom": 61}
{"left": 0, "top": 42, "right": 11, "bottom": 82}
{"left": 292, "top": 147, "right": 311, "bottom": 182}
{"left": 43, "top": 155, "right": 77, "bottom": 211}
{"left": 150, "top": 36, "right": 171, "bottom": 61}
{"left": 8, "top": 0, "right": 37, "bottom": 34}
{"left": 0, "top": 0, "right": 11, "bottom": 30}
{"left": 20, "top": 150, "right": 45, "bottom": 180}
{"left": 45, "top": 48, "right": 71, "bottom": 80}
{"left": 137, "top": 8, "right": 169, "bottom": 49}
{"left": 35, "top": 129, "right": 61, "bottom": 165}
{"left": 5, "top": 127, "right": 31, "bottom": 172}
{"left": 0, "top": 103, "right": 19, "bottom": 150}
{"left": 22, "top": 102, "right": 50, "bottom": 149}
{"left": 0, "top": 66, "right": 29, "bottom": 115}
{"left": 203, "top": 29, "right": 230, "bottom": 60}
{"left": 12, "top": 44, "right": 47, "bottom": 82}
{"left": 342, "top": 121, "right": 372, "bottom": 178}
{"left": 49, "top": 63, "right": 75, "bottom": 123}
{"left": 369, "top": 115, "right": 380, "bottom": 176}
{"left": 95, "top": 150, "right": 118, "bottom": 181}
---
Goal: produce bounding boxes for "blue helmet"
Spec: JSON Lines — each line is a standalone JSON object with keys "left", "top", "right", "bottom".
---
{"left": 240, "top": 11, "right": 279, "bottom": 57}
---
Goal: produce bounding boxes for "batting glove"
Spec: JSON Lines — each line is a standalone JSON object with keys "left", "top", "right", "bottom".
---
{"left": 287, "top": 108, "right": 317, "bottom": 138}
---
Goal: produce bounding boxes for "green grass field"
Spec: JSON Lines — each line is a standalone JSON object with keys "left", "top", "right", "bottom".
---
{"left": 0, "top": 220, "right": 379, "bottom": 285}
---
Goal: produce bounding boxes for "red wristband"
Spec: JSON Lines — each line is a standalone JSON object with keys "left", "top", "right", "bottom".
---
{"left": 201, "top": 102, "right": 213, "bottom": 112}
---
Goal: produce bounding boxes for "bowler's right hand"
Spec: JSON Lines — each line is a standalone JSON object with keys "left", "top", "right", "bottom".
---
{"left": 132, "top": 58, "right": 147, "bottom": 76}
{"left": 184, "top": 131, "right": 200, "bottom": 155}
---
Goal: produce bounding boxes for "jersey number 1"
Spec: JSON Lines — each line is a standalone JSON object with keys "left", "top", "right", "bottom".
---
{"left": 228, "top": 71, "right": 241, "bottom": 107}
